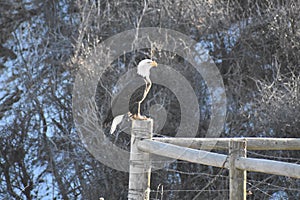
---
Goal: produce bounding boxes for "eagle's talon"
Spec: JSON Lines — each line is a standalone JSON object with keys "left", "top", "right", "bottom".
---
{"left": 131, "top": 114, "right": 148, "bottom": 120}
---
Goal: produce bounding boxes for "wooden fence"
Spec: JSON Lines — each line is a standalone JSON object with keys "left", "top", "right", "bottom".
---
{"left": 128, "top": 119, "right": 300, "bottom": 200}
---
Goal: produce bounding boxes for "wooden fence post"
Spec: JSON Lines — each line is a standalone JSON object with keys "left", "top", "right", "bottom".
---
{"left": 128, "top": 119, "right": 153, "bottom": 200}
{"left": 229, "top": 139, "right": 247, "bottom": 200}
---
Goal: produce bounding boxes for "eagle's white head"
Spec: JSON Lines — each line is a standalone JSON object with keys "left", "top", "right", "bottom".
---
{"left": 137, "top": 59, "right": 158, "bottom": 82}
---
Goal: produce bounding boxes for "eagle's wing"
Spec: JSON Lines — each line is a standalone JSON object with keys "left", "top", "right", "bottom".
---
{"left": 110, "top": 114, "right": 125, "bottom": 134}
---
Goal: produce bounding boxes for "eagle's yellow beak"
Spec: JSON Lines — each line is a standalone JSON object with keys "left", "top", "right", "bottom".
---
{"left": 151, "top": 61, "right": 158, "bottom": 67}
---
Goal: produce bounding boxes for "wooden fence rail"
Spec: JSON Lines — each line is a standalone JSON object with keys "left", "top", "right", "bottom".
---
{"left": 153, "top": 137, "right": 300, "bottom": 150}
{"left": 235, "top": 157, "right": 300, "bottom": 179}
{"left": 138, "top": 139, "right": 229, "bottom": 168}
{"left": 138, "top": 139, "right": 300, "bottom": 179}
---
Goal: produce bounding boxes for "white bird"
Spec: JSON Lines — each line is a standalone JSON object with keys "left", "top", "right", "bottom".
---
{"left": 109, "top": 59, "right": 158, "bottom": 134}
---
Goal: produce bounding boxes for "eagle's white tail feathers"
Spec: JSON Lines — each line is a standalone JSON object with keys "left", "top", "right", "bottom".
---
{"left": 110, "top": 114, "right": 125, "bottom": 134}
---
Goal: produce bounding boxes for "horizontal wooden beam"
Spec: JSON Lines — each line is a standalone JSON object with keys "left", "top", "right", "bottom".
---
{"left": 139, "top": 139, "right": 300, "bottom": 179}
{"left": 137, "top": 139, "right": 229, "bottom": 168}
{"left": 153, "top": 137, "right": 300, "bottom": 150}
{"left": 236, "top": 157, "right": 300, "bottom": 179}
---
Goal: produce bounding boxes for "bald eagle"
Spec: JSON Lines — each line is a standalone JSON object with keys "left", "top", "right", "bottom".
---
{"left": 105, "top": 59, "right": 158, "bottom": 134}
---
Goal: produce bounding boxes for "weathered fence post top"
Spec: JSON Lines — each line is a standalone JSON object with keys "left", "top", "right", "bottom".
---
{"left": 131, "top": 119, "right": 153, "bottom": 139}
{"left": 128, "top": 119, "right": 153, "bottom": 200}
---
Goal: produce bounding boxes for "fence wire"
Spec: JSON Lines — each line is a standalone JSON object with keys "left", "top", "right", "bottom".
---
{"left": 145, "top": 149, "right": 300, "bottom": 200}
